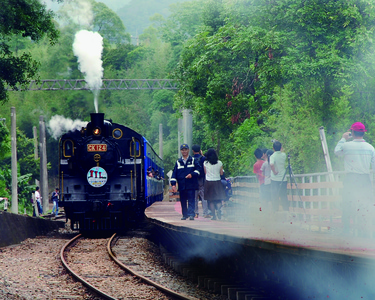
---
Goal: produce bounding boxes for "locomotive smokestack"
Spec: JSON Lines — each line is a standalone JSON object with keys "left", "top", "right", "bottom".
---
{"left": 90, "top": 113, "right": 104, "bottom": 129}
{"left": 88, "top": 113, "right": 106, "bottom": 137}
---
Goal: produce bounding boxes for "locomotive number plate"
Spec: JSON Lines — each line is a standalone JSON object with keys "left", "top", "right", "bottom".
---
{"left": 87, "top": 144, "right": 107, "bottom": 152}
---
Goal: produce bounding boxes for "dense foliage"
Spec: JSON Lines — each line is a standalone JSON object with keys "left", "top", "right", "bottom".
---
{"left": 172, "top": 0, "right": 375, "bottom": 175}
{"left": 117, "top": 0, "right": 187, "bottom": 38}
{"left": 0, "top": 0, "right": 59, "bottom": 103}
{"left": 2, "top": 0, "right": 375, "bottom": 214}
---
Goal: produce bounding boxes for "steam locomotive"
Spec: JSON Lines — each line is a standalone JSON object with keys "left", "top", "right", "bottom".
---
{"left": 58, "top": 113, "right": 164, "bottom": 231}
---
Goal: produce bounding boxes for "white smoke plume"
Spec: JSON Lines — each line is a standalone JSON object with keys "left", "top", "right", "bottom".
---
{"left": 61, "top": 0, "right": 103, "bottom": 113}
{"left": 60, "top": 0, "right": 93, "bottom": 28}
{"left": 73, "top": 30, "right": 103, "bottom": 113}
{"left": 47, "top": 115, "right": 88, "bottom": 140}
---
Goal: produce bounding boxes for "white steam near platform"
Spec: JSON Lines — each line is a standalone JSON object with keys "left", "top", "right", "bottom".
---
{"left": 48, "top": 115, "right": 88, "bottom": 140}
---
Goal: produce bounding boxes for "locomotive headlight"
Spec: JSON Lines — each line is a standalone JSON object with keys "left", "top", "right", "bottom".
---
{"left": 93, "top": 127, "right": 101, "bottom": 136}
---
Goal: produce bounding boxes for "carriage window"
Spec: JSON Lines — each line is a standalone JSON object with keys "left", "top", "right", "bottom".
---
{"left": 130, "top": 139, "right": 141, "bottom": 157}
{"left": 63, "top": 140, "right": 74, "bottom": 157}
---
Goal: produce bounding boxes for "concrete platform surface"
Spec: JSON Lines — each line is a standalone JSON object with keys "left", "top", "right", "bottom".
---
{"left": 145, "top": 201, "right": 375, "bottom": 263}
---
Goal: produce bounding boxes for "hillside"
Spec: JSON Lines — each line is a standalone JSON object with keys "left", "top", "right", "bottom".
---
{"left": 117, "top": 0, "right": 187, "bottom": 38}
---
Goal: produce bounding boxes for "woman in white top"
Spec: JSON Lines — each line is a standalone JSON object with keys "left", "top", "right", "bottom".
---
{"left": 204, "top": 148, "right": 226, "bottom": 220}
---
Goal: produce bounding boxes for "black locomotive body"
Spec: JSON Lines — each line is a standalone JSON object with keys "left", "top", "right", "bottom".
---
{"left": 59, "top": 113, "right": 164, "bottom": 231}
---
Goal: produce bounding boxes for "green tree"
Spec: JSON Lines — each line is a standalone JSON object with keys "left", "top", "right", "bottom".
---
{"left": 0, "top": 121, "right": 11, "bottom": 160}
{"left": 0, "top": 0, "right": 59, "bottom": 102}
{"left": 116, "top": 0, "right": 187, "bottom": 38}
{"left": 91, "top": 0, "right": 130, "bottom": 44}
{"left": 57, "top": 0, "right": 130, "bottom": 46}
{"left": 155, "top": 0, "right": 209, "bottom": 71}
{"left": 0, "top": 120, "right": 37, "bottom": 213}
{"left": 0, "top": 125, "right": 40, "bottom": 182}
{"left": 103, "top": 44, "right": 137, "bottom": 71}
{"left": 175, "top": 0, "right": 375, "bottom": 175}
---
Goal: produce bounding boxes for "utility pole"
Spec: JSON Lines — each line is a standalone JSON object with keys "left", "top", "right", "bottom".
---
{"left": 39, "top": 116, "right": 49, "bottom": 213}
{"left": 177, "top": 118, "right": 182, "bottom": 157}
{"left": 159, "top": 124, "right": 163, "bottom": 159}
{"left": 319, "top": 126, "right": 334, "bottom": 182}
{"left": 33, "top": 126, "right": 38, "bottom": 160}
{"left": 182, "top": 109, "right": 192, "bottom": 155}
{"left": 33, "top": 126, "right": 39, "bottom": 186}
{"left": 11, "top": 107, "right": 18, "bottom": 214}
{"left": 33, "top": 126, "right": 39, "bottom": 216}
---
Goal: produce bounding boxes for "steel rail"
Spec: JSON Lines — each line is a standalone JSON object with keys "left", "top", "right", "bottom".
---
{"left": 60, "top": 234, "right": 117, "bottom": 300}
{"left": 107, "top": 233, "right": 198, "bottom": 300}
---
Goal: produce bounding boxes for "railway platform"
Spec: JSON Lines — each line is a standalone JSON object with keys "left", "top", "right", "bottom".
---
{"left": 145, "top": 200, "right": 375, "bottom": 299}
{"left": 145, "top": 200, "right": 375, "bottom": 261}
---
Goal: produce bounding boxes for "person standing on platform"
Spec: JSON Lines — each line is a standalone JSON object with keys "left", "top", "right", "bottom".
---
{"left": 334, "top": 122, "right": 375, "bottom": 236}
{"left": 51, "top": 188, "right": 59, "bottom": 217}
{"left": 260, "top": 149, "right": 274, "bottom": 209}
{"left": 192, "top": 144, "right": 209, "bottom": 218}
{"left": 270, "top": 141, "right": 288, "bottom": 212}
{"left": 204, "top": 148, "right": 226, "bottom": 220}
{"left": 35, "top": 186, "right": 43, "bottom": 216}
{"left": 253, "top": 148, "right": 265, "bottom": 201}
{"left": 171, "top": 144, "right": 201, "bottom": 220}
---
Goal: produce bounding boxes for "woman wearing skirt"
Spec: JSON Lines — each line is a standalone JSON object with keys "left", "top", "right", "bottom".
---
{"left": 204, "top": 148, "right": 226, "bottom": 220}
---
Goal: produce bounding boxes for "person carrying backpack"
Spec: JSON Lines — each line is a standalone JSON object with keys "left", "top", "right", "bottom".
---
{"left": 51, "top": 188, "right": 59, "bottom": 217}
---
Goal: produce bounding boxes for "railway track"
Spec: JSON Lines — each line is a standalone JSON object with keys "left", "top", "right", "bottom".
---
{"left": 60, "top": 233, "right": 197, "bottom": 300}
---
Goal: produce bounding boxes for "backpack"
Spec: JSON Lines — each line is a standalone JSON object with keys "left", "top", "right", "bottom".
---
{"left": 51, "top": 191, "right": 58, "bottom": 201}
{"left": 197, "top": 155, "right": 205, "bottom": 178}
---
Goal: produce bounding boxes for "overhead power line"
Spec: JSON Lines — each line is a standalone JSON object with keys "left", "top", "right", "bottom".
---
{"left": 7, "top": 79, "right": 179, "bottom": 91}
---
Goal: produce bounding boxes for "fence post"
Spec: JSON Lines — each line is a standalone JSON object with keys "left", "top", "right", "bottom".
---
{"left": 319, "top": 127, "right": 334, "bottom": 182}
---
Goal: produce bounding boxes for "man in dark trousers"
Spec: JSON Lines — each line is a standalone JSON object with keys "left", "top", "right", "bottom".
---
{"left": 51, "top": 188, "right": 59, "bottom": 217}
{"left": 270, "top": 141, "right": 287, "bottom": 212}
{"left": 192, "top": 144, "right": 208, "bottom": 218}
{"left": 171, "top": 144, "right": 201, "bottom": 220}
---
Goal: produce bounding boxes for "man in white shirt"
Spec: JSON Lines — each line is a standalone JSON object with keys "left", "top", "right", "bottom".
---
{"left": 270, "top": 141, "right": 288, "bottom": 212}
{"left": 334, "top": 122, "right": 375, "bottom": 236}
{"left": 35, "top": 186, "right": 43, "bottom": 215}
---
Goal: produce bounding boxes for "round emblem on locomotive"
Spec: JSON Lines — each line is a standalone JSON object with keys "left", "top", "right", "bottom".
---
{"left": 87, "top": 166, "right": 108, "bottom": 188}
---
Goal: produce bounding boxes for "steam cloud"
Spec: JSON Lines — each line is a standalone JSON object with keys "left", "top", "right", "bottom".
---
{"left": 60, "top": 0, "right": 93, "bottom": 27}
{"left": 47, "top": 115, "right": 88, "bottom": 139}
{"left": 73, "top": 30, "right": 103, "bottom": 113}
{"left": 62, "top": 0, "right": 103, "bottom": 113}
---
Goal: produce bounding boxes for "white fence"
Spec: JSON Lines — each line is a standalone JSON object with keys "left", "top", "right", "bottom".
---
{"left": 230, "top": 171, "right": 374, "bottom": 232}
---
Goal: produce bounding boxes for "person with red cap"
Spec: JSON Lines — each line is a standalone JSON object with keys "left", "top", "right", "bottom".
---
{"left": 334, "top": 122, "right": 375, "bottom": 236}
